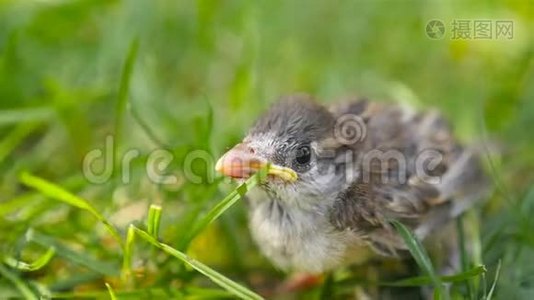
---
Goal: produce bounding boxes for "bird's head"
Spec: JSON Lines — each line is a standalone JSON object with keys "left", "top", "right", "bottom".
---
{"left": 216, "top": 94, "right": 350, "bottom": 202}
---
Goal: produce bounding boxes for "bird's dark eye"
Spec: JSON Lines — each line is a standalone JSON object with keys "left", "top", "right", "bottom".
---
{"left": 295, "top": 145, "right": 311, "bottom": 165}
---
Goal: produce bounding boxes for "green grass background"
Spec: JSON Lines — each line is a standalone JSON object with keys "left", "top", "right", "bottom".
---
{"left": 0, "top": 0, "right": 533, "bottom": 299}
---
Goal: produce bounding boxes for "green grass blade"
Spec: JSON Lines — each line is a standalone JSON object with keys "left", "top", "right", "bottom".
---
{"left": 129, "top": 100, "right": 169, "bottom": 147}
{"left": 27, "top": 230, "right": 119, "bottom": 276}
{"left": 181, "top": 166, "right": 268, "bottom": 249}
{"left": 105, "top": 283, "right": 117, "bottom": 300}
{"left": 0, "top": 107, "right": 53, "bottom": 126}
{"left": 0, "top": 122, "right": 39, "bottom": 163}
{"left": 121, "top": 224, "right": 136, "bottom": 286}
{"left": 132, "top": 226, "right": 263, "bottom": 300}
{"left": 390, "top": 220, "right": 445, "bottom": 298}
{"left": 19, "top": 172, "right": 123, "bottom": 247}
{"left": 382, "top": 265, "right": 486, "bottom": 287}
{"left": 0, "top": 193, "right": 41, "bottom": 217}
{"left": 204, "top": 96, "right": 214, "bottom": 142}
{"left": 52, "top": 287, "right": 230, "bottom": 298}
{"left": 0, "top": 264, "right": 38, "bottom": 300}
{"left": 456, "top": 215, "right": 475, "bottom": 298}
{"left": 147, "top": 204, "right": 162, "bottom": 238}
{"left": 3, "top": 246, "right": 56, "bottom": 272}
{"left": 485, "top": 260, "right": 502, "bottom": 300}
{"left": 114, "top": 38, "right": 139, "bottom": 175}
{"left": 183, "top": 286, "right": 235, "bottom": 298}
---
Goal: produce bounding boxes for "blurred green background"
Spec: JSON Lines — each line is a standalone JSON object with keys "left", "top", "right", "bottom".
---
{"left": 0, "top": 0, "right": 533, "bottom": 299}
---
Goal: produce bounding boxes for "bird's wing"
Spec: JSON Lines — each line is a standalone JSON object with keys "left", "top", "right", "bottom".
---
{"left": 327, "top": 98, "right": 489, "bottom": 256}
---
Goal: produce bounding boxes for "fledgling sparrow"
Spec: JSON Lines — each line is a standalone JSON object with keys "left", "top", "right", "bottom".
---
{"left": 215, "top": 94, "right": 489, "bottom": 274}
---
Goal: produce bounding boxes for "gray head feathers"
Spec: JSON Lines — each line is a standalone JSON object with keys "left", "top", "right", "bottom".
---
{"left": 248, "top": 94, "right": 335, "bottom": 146}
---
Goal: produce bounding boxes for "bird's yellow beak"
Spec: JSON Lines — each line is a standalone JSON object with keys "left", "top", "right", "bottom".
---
{"left": 215, "top": 143, "right": 298, "bottom": 182}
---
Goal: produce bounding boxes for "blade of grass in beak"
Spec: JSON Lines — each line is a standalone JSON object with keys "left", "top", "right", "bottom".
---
{"left": 180, "top": 165, "right": 269, "bottom": 249}
{"left": 391, "top": 220, "right": 446, "bottom": 299}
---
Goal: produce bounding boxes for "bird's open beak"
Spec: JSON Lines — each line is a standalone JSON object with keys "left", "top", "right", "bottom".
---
{"left": 215, "top": 143, "right": 298, "bottom": 182}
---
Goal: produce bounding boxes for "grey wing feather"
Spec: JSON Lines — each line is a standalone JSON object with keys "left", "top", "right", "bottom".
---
{"left": 328, "top": 98, "right": 490, "bottom": 255}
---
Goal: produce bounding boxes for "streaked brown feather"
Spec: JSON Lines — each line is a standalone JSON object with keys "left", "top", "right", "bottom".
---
{"left": 327, "top": 98, "right": 489, "bottom": 255}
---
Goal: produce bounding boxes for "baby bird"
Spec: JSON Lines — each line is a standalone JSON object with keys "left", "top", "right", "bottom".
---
{"left": 215, "top": 94, "right": 489, "bottom": 274}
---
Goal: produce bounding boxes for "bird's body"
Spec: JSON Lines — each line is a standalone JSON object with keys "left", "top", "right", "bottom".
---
{"left": 216, "top": 94, "right": 488, "bottom": 274}
{"left": 247, "top": 180, "right": 362, "bottom": 273}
